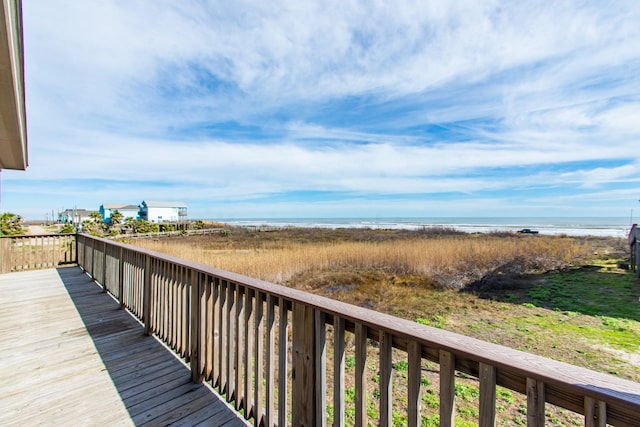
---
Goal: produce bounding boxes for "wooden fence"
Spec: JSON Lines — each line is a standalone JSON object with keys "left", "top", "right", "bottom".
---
{"left": 64, "top": 233, "right": 640, "bottom": 425}
{"left": 0, "top": 233, "right": 76, "bottom": 273}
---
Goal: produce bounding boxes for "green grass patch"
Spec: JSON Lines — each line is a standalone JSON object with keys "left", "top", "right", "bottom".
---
{"left": 528, "top": 261, "right": 639, "bottom": 321}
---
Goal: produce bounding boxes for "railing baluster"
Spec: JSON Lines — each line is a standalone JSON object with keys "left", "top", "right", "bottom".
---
{"left": 278, "top": 297, "right": 289, "bottom": 427}
{"left": 479, "top": 363, "right": 496, "bottom": 427}
{"left": 166, "top": 262, "right": 172, "bottom": 344}
{"left": 176, "top": 264, "right": 182, "bottom": 350}
{"left": 212, "top": 277, "right": 221, "bottom": 388}
{"left": 178, "top": 265, "right": 184, "bottom": 353}
{"left": 355, "top": 322, "right": 367, "bottom": 427}
{"left": 227, "top": 282, "right": 237, "bottom": 402}
{"left": 439, "top": 350, "right": 455, "bottom": 427}
{"left": 219, "top": 279, "right": 228, "bottom": 395}
{"left": 254, "top": 291, "right": 265, "bottom": 427}
{"left": 143, "top": 254, "right": 151, "bottom": 336}
{"left": 235, "top": 285, "right": 245, "bottom": 412}
{"left": 204, "top": 274, "right": 213, "bottom": 379}
{"left": 292, "top": 302, "right": 315, "bottom": 426}
{"left": 183, "top": 269, "right": 191, "bottom": 357}
{"left": 334, "top": 317, "right": 346, "bottom": 427}
{"left": 315, "top": 310, "right": 326, "bottom": 427}
{"left": 265, "top": 294, "right": 276, "bottom": 427}
{"left": 407, "top": 340, "right": 422, "bottom": 427}
{"left": 159, "top": 261, "right": 165, "bottom": 339}
{"left": 379, "top": 331, "right": 392, "bottom": 427}
{"left": 190, "top": 268, "right": 202, "bottom": 382}
{"left": 101, "top": 241, "right": 107, "bottom": 291}
{"left": 155, "top": 260, "right": 162, "bottom": 337}
{"left": 171, "top": 263, "right": 178, "bottom": 349}
{"left": 585, "top": 396, "right": 607, "bottom": 427}
{"left": 244, "top": 288, "right": 255, "bottom": 419}
{"left": 118, "top": 247, "right": 124, "bottom": 308}
{"left": 526, "top": 378, "right": 545, "bottom": 427}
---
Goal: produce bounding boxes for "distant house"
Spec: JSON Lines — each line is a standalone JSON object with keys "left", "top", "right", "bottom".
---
{"left": 58, "top": 209, "right": 96, "bottom": 225}
{"left": 139, "top": 201, "right": 187, "bottom": 223}
{"left": 99, "top": 203, "right": 140, "bottom": 224}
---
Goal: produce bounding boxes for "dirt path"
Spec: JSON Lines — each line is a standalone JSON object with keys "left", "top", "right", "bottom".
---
{"left": 27, "top": 225, "right": 47, "bottom": 235}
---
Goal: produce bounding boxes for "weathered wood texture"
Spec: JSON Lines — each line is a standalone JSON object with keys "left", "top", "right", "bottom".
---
{"left": 73, "top": 233, "right": 640, "bottom": 426}
{"left": 0, "top": 267, "right": 247, "bottom": 427}
{"left": 0, "top": 234, "right": 75, "bottom": 273}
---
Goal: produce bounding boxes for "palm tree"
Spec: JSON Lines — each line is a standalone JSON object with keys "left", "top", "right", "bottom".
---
{"left": 110, "top": 210, "right": 124, "bottom": 226}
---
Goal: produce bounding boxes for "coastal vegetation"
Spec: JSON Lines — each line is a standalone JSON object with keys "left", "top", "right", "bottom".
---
{"left": 0, "top": 212, "right": 25, "bottom": 236}
{"left": 127, "top": 226, "right": 639, "bottom": 425}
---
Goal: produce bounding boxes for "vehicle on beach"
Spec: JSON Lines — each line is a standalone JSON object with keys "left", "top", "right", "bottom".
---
{"left": 518, "top": 228, "right": 539, "bottom": 234}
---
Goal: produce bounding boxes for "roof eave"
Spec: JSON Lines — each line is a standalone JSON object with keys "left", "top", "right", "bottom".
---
{"left": 0, "top": 0, "right": 27, "bottom": 171}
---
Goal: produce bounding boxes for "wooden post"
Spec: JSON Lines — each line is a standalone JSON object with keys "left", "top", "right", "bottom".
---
{"left": 190, "top": 268, "right": 202, "bottom": 383}
{"left": 292, "top": 302, "right": 316, "bottom": 426}
{"left": 0, "top": 238, "right": 10, "bottom": 273}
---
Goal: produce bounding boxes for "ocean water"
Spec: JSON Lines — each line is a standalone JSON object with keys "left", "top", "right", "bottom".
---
{"left": 217, "top": 217, "right": 634, "bottom": 238}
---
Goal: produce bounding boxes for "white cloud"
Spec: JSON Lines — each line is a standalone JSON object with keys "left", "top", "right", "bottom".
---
{"left": 8, "top": 0, "right": 640, "bottom": 219}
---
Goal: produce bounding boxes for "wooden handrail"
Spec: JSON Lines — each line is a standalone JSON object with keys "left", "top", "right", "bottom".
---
{"left": 75, "top": 233, "right": 640, "bottom": 426}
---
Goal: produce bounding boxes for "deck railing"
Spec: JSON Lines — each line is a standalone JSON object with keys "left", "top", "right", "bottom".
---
{"left": 0, "top": 233, "right": 76, "bottom": 273}
{"left": 66, "top": 234, "right": 640, "bottom": 425}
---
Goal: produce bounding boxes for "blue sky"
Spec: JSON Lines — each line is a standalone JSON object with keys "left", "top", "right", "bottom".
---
{"left": 3, "top": 0, "right": 640, "bottom": 220}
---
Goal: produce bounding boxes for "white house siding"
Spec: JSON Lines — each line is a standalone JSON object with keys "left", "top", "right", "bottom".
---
{"left": 139, "top": 201, "right": 188, "bottom": 223}
{"left": 146, "top": 207, "right": 181, "bottom": 223}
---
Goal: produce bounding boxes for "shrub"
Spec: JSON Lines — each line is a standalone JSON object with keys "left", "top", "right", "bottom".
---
{"left": 0, "top": 212, "right": 25, "bottom": 236}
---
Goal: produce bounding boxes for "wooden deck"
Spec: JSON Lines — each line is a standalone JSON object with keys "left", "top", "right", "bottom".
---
{"left": 0, "top": 267, "right": 248, "bottom": 427}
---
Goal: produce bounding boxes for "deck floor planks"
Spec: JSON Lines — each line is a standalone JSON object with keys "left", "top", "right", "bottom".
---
{"left": 173, "top": 398, "right": 237, "bottom": 427}
{"left": 0, "top": 267, "right": 248, "bottom": 427}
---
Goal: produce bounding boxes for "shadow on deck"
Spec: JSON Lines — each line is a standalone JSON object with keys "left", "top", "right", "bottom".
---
{"left": 0, "top": 266, "right": 247, "bottom": 426}
{"left": 56, "top": 267, "right": 248, "bottom": 426}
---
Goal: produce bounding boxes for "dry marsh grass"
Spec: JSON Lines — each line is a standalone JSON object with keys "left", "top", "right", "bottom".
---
{"left": 129, "top": 230, "right": 592, "bottom": 290}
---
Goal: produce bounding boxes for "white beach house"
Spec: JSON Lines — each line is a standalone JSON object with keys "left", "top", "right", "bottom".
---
{"left": 58, "top": 209, "right": 96, "bottom": 225}
{"left": 139, "top": 201, "right": 187, "bottom": 223}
